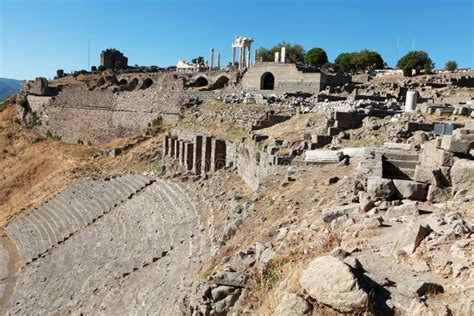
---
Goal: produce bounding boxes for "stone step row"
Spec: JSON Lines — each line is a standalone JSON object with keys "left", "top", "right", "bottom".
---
{"left": 4, "top": 174, "right": 151, "bottom": 265}
{"left": 0, "top": 241, "right": 8, "bottom": 281}
{"left": 6, "top": 181, "right": 203, "bottom": 314}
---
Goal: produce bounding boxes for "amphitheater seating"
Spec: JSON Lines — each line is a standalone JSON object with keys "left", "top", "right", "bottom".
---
{"left": 4, "top": 174, "right": 152, "bottom": 265}
{"left": 5, "top": 179, "right": 208, "bottom": 315}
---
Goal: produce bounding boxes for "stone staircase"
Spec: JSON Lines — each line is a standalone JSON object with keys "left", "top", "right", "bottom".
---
{"left": 4, "top": 174, "right": 152, "bottom": 265}
{"left": 381, "top": 151, "right": 420, "bottom": 180}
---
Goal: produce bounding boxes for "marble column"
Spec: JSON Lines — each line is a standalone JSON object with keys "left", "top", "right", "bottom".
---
{"left": 246, "top": 44, "right": 251, "bottom": 68}
{"left": 231, "top": 47, "right": 236, "bottom": 66}
{"left": 274, "top": 52, "right": 280, "bottom": 63}
{"left": 217, "top": 52, "right": 221, "bottom": 69}
{"left": 210, "top": 48, "right": 214, "bottom": 69}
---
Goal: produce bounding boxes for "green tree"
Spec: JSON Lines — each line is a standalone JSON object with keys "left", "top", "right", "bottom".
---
{"left": 98, "top": 65, "right": 106, "bottom": 72}
{"left": 397, "top": 51, "right": 434, "bottom": 76}
{"left": 445, "top": 60, "right": 458, "bottom": 72}
{"left": 257, "top": 42, "right": 306, "bottom": 63}
{"left": 334, "top": 50, "right": 384, "bottom": 73}
{"left": 115, "top": 60, "right": 126, "bottom": 69}
{"left": 304, "top": 47, "right": 328, "bottom": 68}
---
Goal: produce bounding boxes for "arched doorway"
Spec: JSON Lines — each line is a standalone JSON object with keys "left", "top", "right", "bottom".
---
{"left": 193, "top": 77, "right": 209, "bottom": 88}
{"left": 139, "top": 78, "right": 154, "bottom": 89}
{"left": 212, "top": 76, "right": 229, "bottom": 89}
{"left": 261, "top": 72, "right": 275, "bottom": 90}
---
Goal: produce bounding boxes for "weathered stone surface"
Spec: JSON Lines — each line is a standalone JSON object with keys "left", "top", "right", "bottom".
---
{"left": 394, "top": 221, "right": 433, "bottom": 254}
{"left": 211, "top": 285, "right": 235, "bottom": 302}
{"left": 322, "top": 203, "right": 361, "bottom": 223}
{"left": 274, "top": 293, "right": 311, "bottom": 316}
{"left": 300, "top": 256, "right": 368, "bottom": 313}
{"left": 421, "top": 140, "right": 455, "bottom": 167}
{"left": 393, "top": 179, "right": 428, "bottom": 201}
{"left": 367, "top": 177, "right": 396, "bottom": 199}
{"left": 450, "top": 159, "right": 474, "bottom": 193}
{"left": 441, "top": 135, "right": 471, "bottom": 154}
{"left": 398, "top": 280, "right": 444, "bottom": 298}
{"left": 414, "top": 165, "right": 442, "bottom": 186}
{"left": 212, "top": 271, "right": 247, "bottom": 288}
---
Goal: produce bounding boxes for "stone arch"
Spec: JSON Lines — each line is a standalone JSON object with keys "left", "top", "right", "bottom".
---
{"left": 139, "top": 78, "right": 154, "bottom": 90}
{"left": 212, "top": 76, "right": 230, "bottom": 89}
{"left": 118, "top": 79, "right": 128, "bottom": 85}
{"left": 127, "top": 78, "right": 139, "bottom": 91}
{"left": 260, "top": 72, "right": 275, "bottom": 90}
{"left": 193, "top": 76, "right": 209, "bottom": 88}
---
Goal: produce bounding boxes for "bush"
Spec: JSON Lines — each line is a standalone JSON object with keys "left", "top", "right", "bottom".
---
{"left": 115, "top": 60, "right": 126, "bottom": 69}
{"left": 98, "top": 65, "right": 107, "bottom": 72}
{"left": 397, "top": 51, "right": 434, "bottom": 76}
{"left": 445, "top": 60, "right": 457, "bottom": 72}
{"left": 304, "top": 47, "right": 328, "bottom": 68}
{"left": 261, "top": 263, "right": 279, "bottom": 290}
{"left": 257, "top": 42, "right": 306, "bottom": 63}
{"left": 335, "top": 49, "right": 384, "bottom": 73}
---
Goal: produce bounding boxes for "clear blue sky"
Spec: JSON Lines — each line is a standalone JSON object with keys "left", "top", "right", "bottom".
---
{"left": 1, "top": 0, "right": 473, "bottom": 80}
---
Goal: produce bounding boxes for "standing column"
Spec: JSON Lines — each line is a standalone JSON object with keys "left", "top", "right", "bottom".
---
{"left": 231, "top": 47, "right": 236, "bottom": 67}
{"left": 281, "top": 47, "right": 286, "bottom": 63}
{"left": 210, "top": 48, "right": 214, "bottom": 69}
{"left": 274, "top": 52, "right": 280, "bottom": 63}
{"left": 254, "top": 48, "right": 258, "bottom": 65}
{"left": 217, "top": 52, "right": 221, "bottom": 69}
{"left": 239, "top": 47, "right": 244, "bottom": 69}
{"left": 246, "top": 44, "right": 251, "bottom": 68}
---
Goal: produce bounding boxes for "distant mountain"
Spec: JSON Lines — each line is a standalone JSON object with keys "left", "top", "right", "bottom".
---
{"left": 0, "top": 78, "right": 21, "bottom": 101}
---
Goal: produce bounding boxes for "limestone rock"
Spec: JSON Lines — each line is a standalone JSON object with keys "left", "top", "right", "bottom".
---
{"left": 274, "top": 293, "right": 311, "bottom": 316}
{"left": 394, "top": 221, "right": 433, "bottom": 254}
{"left": 212, "top": 271, "right": 247, "bottom": 288}
{"left": 322, "top": 203, "right": 361, "bottom": 223}
{"left": 393, "top": 179, "right": 428, "bottom": 201}
{"left": 299, "top": 256, "right": 368, "bottom": 313}
{"left": 450, "top": 159, "right": 474, "bottom": 194}
{"left": 367, "top": 177, "right": 395, "bottom": 199}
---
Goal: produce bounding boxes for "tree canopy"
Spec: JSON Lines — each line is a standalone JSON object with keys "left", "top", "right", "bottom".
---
{"left": 334, "top": 49, "right": 384, "bottom": 73}
{"left": 445, "top": 60, "right": 458, "bottom": 72}
{"left": 304, "top": 47, "right": 328, "bottom": 68}
{"left": 257, "top": 42, "right": 305, "bottom": 63}
{"left": 396, "top": 51, "right": 434, "bottom": 76}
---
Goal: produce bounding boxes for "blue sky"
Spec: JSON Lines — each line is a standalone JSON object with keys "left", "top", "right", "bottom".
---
{"left": 1, "top": 0, "right": 473, "bottom": 80}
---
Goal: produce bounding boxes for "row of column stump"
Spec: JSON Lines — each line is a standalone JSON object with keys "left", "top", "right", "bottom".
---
{"left": 164, "top": 135, "right": 227, "bottom": 175}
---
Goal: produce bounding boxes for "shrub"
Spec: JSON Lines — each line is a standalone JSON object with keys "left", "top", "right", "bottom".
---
{"left": 261, "top": 263, "right": 279, "bottom": 290}
{"left": 98, "top": 65, "right": 106, "bottom": 72}
{"left": 46, "top": 130, "right": 61, "bottom": 141}
{"left": 26, "top": 111, "right": 41, "bottom": 129}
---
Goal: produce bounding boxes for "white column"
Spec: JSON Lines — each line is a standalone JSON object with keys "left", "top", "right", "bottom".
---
{"left": 239, "top": 47, "right": 244, "bottom": 69}
{"left": 254, "top": 49, "right": 258, "bottom": 65}
{"left": 246, "top": 45, "right": 251, "bottom": 68}
{"left": 281, "top": 47, "right": 286, "bottom": 63}
{"left": 405, "top": 91, "right": 417, "bottom": 112}
{"left": 210, "top": 48, "right": 214, "bottom": 69}
{"left": 231, "top": 47, "right": 236, "bottom": 67}
{"left": 274, "top": 52, "right": 280, "bottom": 63}
{"left": 217, "top": 52, "right": 221, "bottom": 69}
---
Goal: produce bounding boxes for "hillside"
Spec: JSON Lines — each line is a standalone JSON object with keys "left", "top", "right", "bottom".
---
{"left": 0, "top": 78, "right": 21, "bottom": 101}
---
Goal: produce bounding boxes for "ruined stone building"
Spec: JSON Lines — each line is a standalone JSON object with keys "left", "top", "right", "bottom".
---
{"left": 100, "top": 49, "right": 128, "bottom": 69}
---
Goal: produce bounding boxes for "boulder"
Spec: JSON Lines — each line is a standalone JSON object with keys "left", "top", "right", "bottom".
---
{"left": 211, "top": 285, "right": 235, "bottom": 302}
{"left": 300, "top": 256, "right": 368, "bottom": 313}
{"left": 393, "top": 180, "right": 428, "bottom": 201}
{"left": 212, "top": 271, "right": 247, "bottom": 288}
{"left": 450, "top": 159, "right": 474, "bottom": 194}
{"left": 274, "top": 293, "right": 311, "bottom": 316}
{"left": 322, "top": 203, "right": 361, "bottom": 223}
{"left": 367, "top": 177, "right": 396, "bottom": 199}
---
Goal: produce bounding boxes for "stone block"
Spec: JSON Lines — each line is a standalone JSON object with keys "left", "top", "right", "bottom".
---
{"left": 421, "top": 141, "right": 455, "bottom": 167}
{"left": 322, "top": 203, "right": 361, "bottom": 223}
{"left": 441, "top": 136, "right": 471, "bottom": 154}
{"left": 304, "top": 150, "right": 342, "bottom": 164}
{"left": 366, "top": 177, "right": 396, "bottom": 199}
{"left": 212, "top": 271, "right": 247, "bottom": 288}
{"left": 450, "top": 159, "right": 474, "bottom": 193}
{"left": 393, "top": 180, "right": 428, "bottom": 201}
{"left": 384, "top": 142, "right": 413, "bottom": 151}
{"left": 414, "top": 165, "right": 441, "bottom": 186}
{"left": 394, "top": 221, "right": 433, "bottom": 254}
